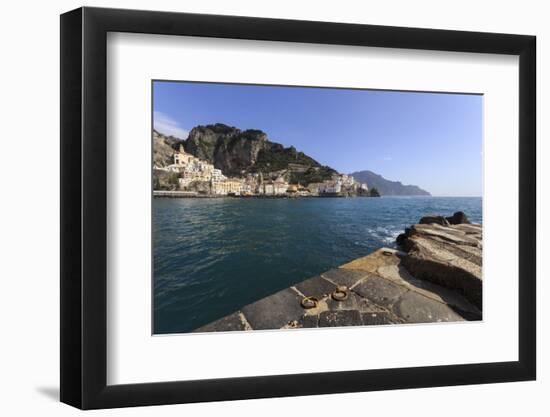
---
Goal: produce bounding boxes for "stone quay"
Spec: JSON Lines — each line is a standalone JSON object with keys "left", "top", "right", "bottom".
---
{"left": 195, "top": 212, "right": 482, "bottom": 332}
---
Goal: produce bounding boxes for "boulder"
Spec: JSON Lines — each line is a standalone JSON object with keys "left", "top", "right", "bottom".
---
{"left": 446, "top": 211, "right": 471, "bottom": 225}
{"left": 396, "top": 215, "right": 482, "bottom": 309}
{"left": 396, "top": 227, "right": 413, "bottom": 250}
{"left": 419, "top": 215, "right": 450, "bottom": 226}
{"left": 401, "top": 237, "right": 482, "bottom": 309}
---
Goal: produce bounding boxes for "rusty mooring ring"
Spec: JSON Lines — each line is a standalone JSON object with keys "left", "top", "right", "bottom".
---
{"left": 301, "top": 296, "right": 319, "bottom": 309}
{"left": 332, "top": 286, "right": 349, "bottom": 301}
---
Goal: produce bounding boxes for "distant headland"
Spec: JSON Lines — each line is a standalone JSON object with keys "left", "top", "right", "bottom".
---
{"left": 350, "top": 170, "right": 431, "bottom": 196}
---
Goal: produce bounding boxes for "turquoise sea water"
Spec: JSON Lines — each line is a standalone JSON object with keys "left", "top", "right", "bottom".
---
{"left": 153, "top": 196, "right": 482, "bottom": 334}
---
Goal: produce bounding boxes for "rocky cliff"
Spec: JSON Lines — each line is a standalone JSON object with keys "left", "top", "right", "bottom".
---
{"left": 153, "top": 130, "right": 184, "bottom": 168}
{"left": 397, "top": 212, "right": 482, "bottom": 309}
{"left": 154, "top": 125, "right": 431, "bottom": 190}
{"left": 159, "top": 124, "right": 337, "bottom": 183}
{"left": 350, "top": 170, "right": 431, "bottom": 196}
{"left": 185, "top": 124, "right": 269, "bottom": 176}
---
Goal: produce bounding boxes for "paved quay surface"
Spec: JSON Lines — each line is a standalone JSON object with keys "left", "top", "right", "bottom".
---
{"left": 195, "top": 218, "right": 482, "bottom": 332}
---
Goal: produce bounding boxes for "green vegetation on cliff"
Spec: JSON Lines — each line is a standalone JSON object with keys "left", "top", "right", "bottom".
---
{"left": 183, "top": 124, "right": 336, "bottom": 183}
{"left": 288, "top": 166, "right": 337, "bottom": 185}
{"left": 153, "top": 125, "right": 429, "bottom": 193}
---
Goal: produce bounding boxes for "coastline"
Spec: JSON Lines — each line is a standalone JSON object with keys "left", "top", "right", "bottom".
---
{"left": 153, "top": 190, "right": 378, "bottom": 199}
{"left": 153, "top": 191, "right": 479, "bottom": 199}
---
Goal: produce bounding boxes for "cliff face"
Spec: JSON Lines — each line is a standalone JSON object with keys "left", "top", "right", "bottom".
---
{"left": 350, "top": 170, "right": 431, "bottom": 196}
{"left": 185, "top": 124, "right": 268, "bottom": 176}
{"left": 153, "top": 130, "right": 184, "bottom": 167}
{"left": 184, "top": 124, "right": 336, "bottom": 181}
{"left": 397, "top": 213, "right": 482, "bottom": 309}
{"left": 153, "top": 125, "right": 428, "bottom": 192}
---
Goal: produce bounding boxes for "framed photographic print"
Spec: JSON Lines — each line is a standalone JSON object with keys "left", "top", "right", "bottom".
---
{"left": 60, "top": 7, "right": 536, "bottom": 409}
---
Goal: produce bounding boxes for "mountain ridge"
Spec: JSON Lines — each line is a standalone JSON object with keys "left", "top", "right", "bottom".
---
{"left": 154, "top": 124, "right": 337, "bottom": 184}
{"left": 350, "top": 170, "right": 431, "bottom": 196}
{"left": 153, "top": 124, "right": 430, "bottom": 195}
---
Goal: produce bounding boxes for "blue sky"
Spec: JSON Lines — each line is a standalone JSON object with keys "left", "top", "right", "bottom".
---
{"left": 153, "top": 81, "right": 482, "bottom": 197}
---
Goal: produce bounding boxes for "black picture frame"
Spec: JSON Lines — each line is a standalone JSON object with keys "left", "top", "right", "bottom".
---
{"left": 60, "top": 6, "right": 536, "bottom": 410}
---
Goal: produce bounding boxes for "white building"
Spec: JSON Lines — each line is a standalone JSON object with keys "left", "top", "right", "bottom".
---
{"left": 211, "top": 168, "right": 226, "bottom": 181}
{"left": 171, "top": 148, "right": 227, "bottom": 188}
{"left": 319, "top": 180, "right": 342, "bottom": 194}
{"left": 260, "top": 179, "right": 289, "bottom": 195}
{"left": 273, "top": 180, "right": 289, "bottom": 195}
{"left": 173, "top": 149, "right": 195, "bottom": 166}
{"left": 211, "top": 178, "right": 244, "bottom": 195}
{"left": 340, "top": 174, "right": 355, "bottom": 187}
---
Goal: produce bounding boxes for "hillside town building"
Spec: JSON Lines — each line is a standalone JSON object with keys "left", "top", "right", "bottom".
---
{"left": 319, "top": 180, "right": 342, "bottom": 194}
{"left": 159, "top": 148, "right": 368, "bottom": 197}
{"left": 340, "top": 174, "right": 355, "bottom": 187}
{"left": 258, "top": 178, "right": 289, "bottom": 196}
{"left": 211, "top": 178, "right": 243, "bottom": 195}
